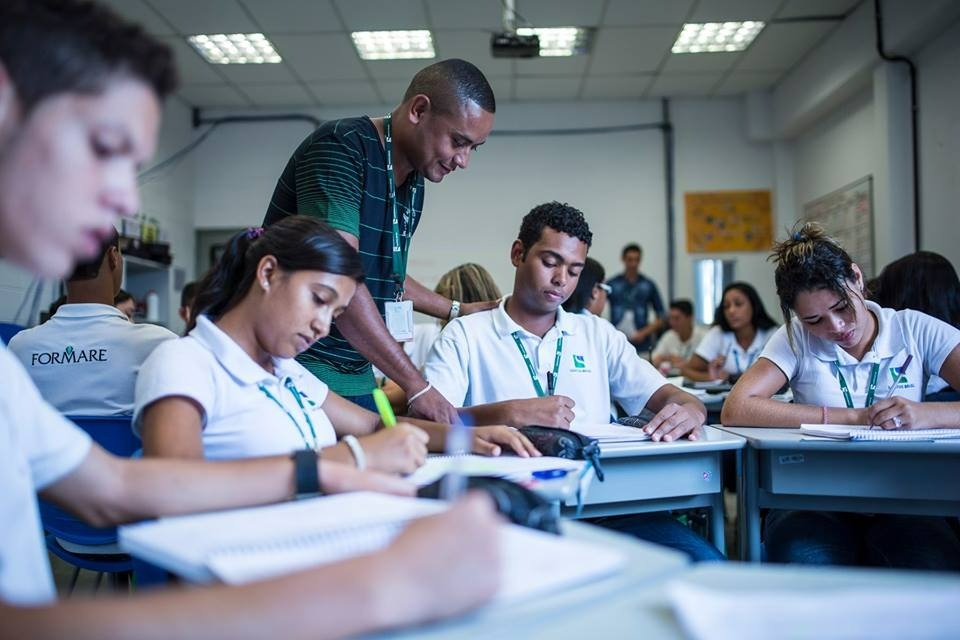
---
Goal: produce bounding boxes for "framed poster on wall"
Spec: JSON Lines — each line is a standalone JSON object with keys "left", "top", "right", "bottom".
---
{"left": 685, "top": 190, "right": 773, "bottom": 253}
{"left": 801, "top": 176, "right": 874, "bottom": 277}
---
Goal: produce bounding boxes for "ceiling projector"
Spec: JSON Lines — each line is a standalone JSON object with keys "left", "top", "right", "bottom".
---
{"left": 490, "top": 32, "right": 540, "bottom": 58}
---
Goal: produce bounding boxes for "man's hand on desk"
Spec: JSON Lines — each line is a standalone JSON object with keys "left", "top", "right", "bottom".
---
{"left": 407, "top": 386, "right": 461, "bottom": 424}
{"left": 471, "top": 426, "right": 541, "bottom": 458}
{"left": 643, "top": 403, "right": 705, "bottom": 442}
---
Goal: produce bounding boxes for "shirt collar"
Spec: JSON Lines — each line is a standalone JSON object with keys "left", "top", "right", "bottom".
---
{"left": 52, "top": 303, "right": 128, "bottom": 321}
{"left": 806, "top": 300, "right": 900, "bottom": 364}
{"left": 492, "top": 295, "right": 576, "bottom": 340}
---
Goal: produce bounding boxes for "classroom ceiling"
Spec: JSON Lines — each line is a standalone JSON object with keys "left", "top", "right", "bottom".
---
{"left": 101, "top": 0, "right": 862, "bottom": 109}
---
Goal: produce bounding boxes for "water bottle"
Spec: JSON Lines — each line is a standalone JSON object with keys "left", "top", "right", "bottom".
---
{"left": 145, "top": 289, "right": 160, "bottom": 323}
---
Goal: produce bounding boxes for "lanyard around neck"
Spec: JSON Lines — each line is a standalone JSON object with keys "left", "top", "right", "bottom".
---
{"left": 383, "top": 114, "right": 417, "bottom": 299}
{"left": 257, "top": 378, "right": 320, "bottom": 449}
{"left": 511, "top": 331, "right": 563, "bottom": 397}
{"left": 833, "top": 361, "right": 880, "bottom": 409}
{"left": 732, "top": 349, "right": 757, "bottom": 373}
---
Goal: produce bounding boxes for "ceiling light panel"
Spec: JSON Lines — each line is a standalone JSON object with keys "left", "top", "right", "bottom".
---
{"left": 516, "top": 27, "right": 592, "bottom": 57}
{"left": 351, "top": 30, "right": 436, "bottom": 60}
{"left": 188, "top": 33, "right": 282, "bottom": 64}
{"left": 671, "top": 22, "right": 765, "bottom": 54}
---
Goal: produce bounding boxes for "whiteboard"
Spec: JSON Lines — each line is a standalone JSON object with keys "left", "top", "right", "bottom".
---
{"left": 801, "top": 176, "right": 875, "bottom": 277}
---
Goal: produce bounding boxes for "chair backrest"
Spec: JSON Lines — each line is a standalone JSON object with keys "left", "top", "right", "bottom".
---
{"left": 67, "top": 415, "right": 140, "bottom": 458}
{"left": 0, "top": 322, "right": 25, "bottom": 345}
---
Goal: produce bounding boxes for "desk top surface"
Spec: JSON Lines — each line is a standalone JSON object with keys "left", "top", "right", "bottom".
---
{"left": 598, "top": 424, "right": 744, "bottom": 458}
{"left": 717, "top": 425, "right": 960, "bottom": 452}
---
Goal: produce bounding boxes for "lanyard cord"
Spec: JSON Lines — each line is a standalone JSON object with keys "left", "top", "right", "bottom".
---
{"left": 511, "top": 331, "right": 564, "bottom": 397}
{"left": 383, "top": 114, "right": 417, "bottom": 300}
{"left": 257, "top": 378, "right": 320, "bottom": 449}
{"left": 833, "top": 362, "right": 881, "bottom": 409}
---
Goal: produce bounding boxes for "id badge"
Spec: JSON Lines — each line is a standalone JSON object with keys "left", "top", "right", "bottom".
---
{"left": 385, "top": 300, "right": 414, "bottom": 342}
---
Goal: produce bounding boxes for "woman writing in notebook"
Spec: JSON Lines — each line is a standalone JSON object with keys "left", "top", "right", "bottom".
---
{"left": 135, "top": 216, "right": 538, "bottom": 469}
{"left": 681, "top": 281, "right": 778, "bottom": 382}
{"left": 722, "top": 223, "right": 960, "bottom": 568}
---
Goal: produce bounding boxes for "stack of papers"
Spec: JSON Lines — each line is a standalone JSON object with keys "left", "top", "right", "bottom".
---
{"left": 407, "top": 454, "right": 584, "bottom": 487}
{"left": 800, "top": 424, "right": 960, "bottom": 441}
{"left": 573, "top": 422, "right": 651, "bottom": 443}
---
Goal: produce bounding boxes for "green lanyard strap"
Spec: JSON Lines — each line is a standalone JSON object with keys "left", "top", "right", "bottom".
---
{"left": 258, "top": 378, "right": 320, "bottom": 449}
{"left": 511, "top": 331, "right": 563, "bottom": 397}
{"left": 833, "top": 361, "right": 881, "bottom": 409}
{"left": 383, "top": 114, "right": 417, "bottom": 299}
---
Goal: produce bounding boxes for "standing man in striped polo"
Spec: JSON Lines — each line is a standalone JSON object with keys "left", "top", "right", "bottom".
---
{"left": 263, "top": 59, "right": 496, "bottom": 421}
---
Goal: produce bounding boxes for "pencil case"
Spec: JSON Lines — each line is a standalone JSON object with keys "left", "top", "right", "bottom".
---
{"left": 517, "top": 425, "right": 605, "bottom": 482}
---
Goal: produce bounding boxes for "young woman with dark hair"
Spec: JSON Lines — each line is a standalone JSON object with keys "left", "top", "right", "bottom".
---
{"left": 561, "top": 257, "right": 609, "bottom": 316}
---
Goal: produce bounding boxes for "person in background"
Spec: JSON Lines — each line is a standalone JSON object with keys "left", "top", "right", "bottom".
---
{"left": 606, "top": 243, "right": 666, "bottom": 353}
{"left": 652, "top": 300, "right": 708, "bottom": 375}
{"left": 8, "top": 229, "right": 176, "bottom": 415}
{"left": 721, "top": 223, "right": 960, "bottom": 569}
{"left": 178, "top": 280, "right": 198, "bottom": 326}
{"left": 0, "top": 1, "right": 501, "bottom": 633}
{"left": 682, "top": 282, "right": 778, "bottom": 383}
{"left": 562, "top": 257, "right": 609, "bottom": 316}
{"left": 114, "top": 288, "right": 135, "bottom": 321}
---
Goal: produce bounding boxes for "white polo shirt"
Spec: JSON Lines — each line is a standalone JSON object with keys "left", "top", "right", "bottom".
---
{"left": 1, "top": 343, "right": 92, "bottom": 605}
{"left": 760, "top": 300, "right": 960, "bottom": 407}
{"left": 423, "top": 297, "right": 667, "bottom": 426}
{"left": 134, "top": 315, "right": 337, "bottom": 460}
{"left": 652, "top": 325, "right": 709, "bottom": 362}
{"left": 695, "top": 325, "right": 776, "bottom": 376}
{"left": 7, "top": 303, "right": 176, "bottom": 415}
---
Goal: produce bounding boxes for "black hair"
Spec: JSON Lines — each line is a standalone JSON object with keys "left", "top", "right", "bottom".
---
{"left": 114, "top": 289, "right": 133, "bottom": 305}
{"left": 180, "top": 281, "right": 198, "bottom": 309}
{"left": 670, "top": 299, "right": 694, "bottom": 317}
{"left": 0, "top": 0, "right": 177, "bottom": 114}
{"left": 403, "top": 58, "right": 495, "bottom": 115}
{"left": 621, "top": 243, "right": 642, "bottom": 259}
{"left": 562, "top": 257, "right": 606, "bottom": 314}
{"left": 188, "top": 216, "right": 364, "bottom": 332}
{"left": 714, "top": 281, "right": 778, "bottom": 332}
{"left": 68, "top": 228, "right": 119, "bottom": 281}
{"left": 518, "top": 201, "right": 592, "bottom": 257}
{"left": 873, "top": 251, "right": 960, "bottom": 328}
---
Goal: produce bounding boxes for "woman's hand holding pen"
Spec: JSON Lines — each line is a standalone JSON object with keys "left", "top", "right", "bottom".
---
{"left": 470, "top": 426, "right": 541, "bottom": 458}
{"left": 868, "top": 396, "right": 931, "bottom": 430}
{"left": 707, "top": 356, "right": 728, "bottom": 382}
{"left": 359, "top": 423, "right": 429, "bottom": 474}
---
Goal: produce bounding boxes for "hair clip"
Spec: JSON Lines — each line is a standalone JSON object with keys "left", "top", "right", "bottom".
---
{"left": 792, "top": 231, "right": 802, "bottom": 241}
{"left": 247, "top": 226, "right": 264, "bottom": 240}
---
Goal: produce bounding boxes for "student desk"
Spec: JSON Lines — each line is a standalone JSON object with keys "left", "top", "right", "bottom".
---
{"left": 561, "top": 426, "right": 745, "bottom": 549}
{"left": 718, "top": 426, "right": 960, "bottom": 561}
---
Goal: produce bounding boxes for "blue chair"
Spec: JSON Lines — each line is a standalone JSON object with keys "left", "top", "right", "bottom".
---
{"left": 39, "top": 415, "right": 140, "bottom": 594}
{"left": 0, "top": 321, "right": 25, "bottom": 345}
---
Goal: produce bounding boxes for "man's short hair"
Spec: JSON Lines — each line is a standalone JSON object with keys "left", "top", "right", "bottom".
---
{"left": 621, "top": 243, "right": 642, "bottom": 259}
{"left": 669, "top": 299, "right": 694, "bottom": 317}
{"left": 518, "top": 202, "right": 592, "bottom": 256}
{"left": 0, "top": 0, "right": 177, "bottom": 114}
{"left": 180, "top": 281, "right": 198, "bottom": 309}
{"left": 403, "top": 58, "right": 495, "bottom": 115}
{"left": 69, "top": 228, "right": 119, "bottom": 281}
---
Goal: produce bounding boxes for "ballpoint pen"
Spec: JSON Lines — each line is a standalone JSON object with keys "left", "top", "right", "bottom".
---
{"left": 547, "top": 371, "right": 556, "bottom": 396}
{"left": 871, "top": 354, "right": 913, "bottom": 429}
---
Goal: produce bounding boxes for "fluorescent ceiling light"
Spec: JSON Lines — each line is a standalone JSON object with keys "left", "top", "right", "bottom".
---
{"left": 351, "top": 30, "right": 435, "bottom": 60}
{"left": 671, "top": 21, "right": 765, "bottom": 54}
{"left": 188, "top": 33, "right": 281, "bottom": 64}
{"left": 516, "top": 27, "right": 592, "bottom": 57}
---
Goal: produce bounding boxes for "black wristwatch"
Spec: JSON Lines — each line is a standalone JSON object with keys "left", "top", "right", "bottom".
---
{"left": 291, "top": 448, "right": 322, "bottom": 499}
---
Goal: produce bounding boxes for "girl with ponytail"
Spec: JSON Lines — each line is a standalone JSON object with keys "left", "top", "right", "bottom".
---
{"left": 135, "top": 216, "right": 538, "bottom": 471}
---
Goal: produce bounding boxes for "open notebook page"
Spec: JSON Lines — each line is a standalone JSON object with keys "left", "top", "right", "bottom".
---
{"left": 573, "top": 422, "right": 651, "bottom": 442}
{"left": 800, "top": 424, "right": 960, "bottom": 441}
{"left": 407, "top": 454, "right": 583, "bottom": 487}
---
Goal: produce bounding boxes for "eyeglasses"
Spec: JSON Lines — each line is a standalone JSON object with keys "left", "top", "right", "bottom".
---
{"left": 596, "top": 283, "right": 612, "bottom": 294}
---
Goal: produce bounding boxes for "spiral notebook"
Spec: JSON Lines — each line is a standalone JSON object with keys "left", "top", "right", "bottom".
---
{"left": 800, "top": 424, "right": 960, "bottom": 441}
{"left": 119, "top": 492, "right": 625, "bottom": 603}
{"left": 407, "top": 454, "right": 584, "bottom": 487}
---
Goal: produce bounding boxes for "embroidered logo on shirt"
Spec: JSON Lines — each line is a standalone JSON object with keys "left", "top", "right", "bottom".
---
{"left": 572, "top": 355, "right": 586, "bottom": 369}
{"left": 889, "top": 366, "right": 910, "bottom": 386}
{"left": 30, "top": 345, "right": 108, "bottom": 366}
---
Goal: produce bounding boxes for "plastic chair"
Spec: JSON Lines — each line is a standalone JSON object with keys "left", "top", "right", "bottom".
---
{"left": 39, "top": 415, "right": 140, "bottom": 594}
{"left": 0, "top": 321, "right": 25, "bottom": 345}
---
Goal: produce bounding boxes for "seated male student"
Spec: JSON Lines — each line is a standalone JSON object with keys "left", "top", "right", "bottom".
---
{"left": 423, "top": 202, "right": 724, "bottom": 561}
{"left": 8, "top": 229, "right": 176, "bottom": 415}
{"left": 651, "top": 299, "right": 708, "bottom": 374}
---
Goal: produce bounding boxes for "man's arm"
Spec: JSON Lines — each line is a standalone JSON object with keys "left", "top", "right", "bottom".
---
{"left": 459, "top": 397, "right": 576, "bottom": 429}
{"left": 402, "top": 275, "right": 498, "bottom": 320}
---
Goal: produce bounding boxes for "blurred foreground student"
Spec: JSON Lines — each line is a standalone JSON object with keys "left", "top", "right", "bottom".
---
{"left": 0, "top": 1, "right": 501, "bottom": 634}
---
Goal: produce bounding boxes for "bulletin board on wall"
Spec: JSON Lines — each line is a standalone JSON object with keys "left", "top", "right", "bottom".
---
{"left": 684, "top": 189, "right": 773, "bottom": 253}
{"left": 801, "top": 175, "right": 874, "bottom": 277}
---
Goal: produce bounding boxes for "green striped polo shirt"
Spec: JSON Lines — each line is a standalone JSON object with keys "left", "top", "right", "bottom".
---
{"left": 263, "top": 116, "right": 424, "bottom": 396}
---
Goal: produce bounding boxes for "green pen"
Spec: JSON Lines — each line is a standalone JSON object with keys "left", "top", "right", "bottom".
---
{"left": 372, "top": 388, "right": 396, "bottom": 428}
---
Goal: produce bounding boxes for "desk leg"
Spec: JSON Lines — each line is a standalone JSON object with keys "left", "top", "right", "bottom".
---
{"left": 739, "top": 445, "right": 761, "bottom": 562}
{"left": 709, "top": 490, "right": 726, "bottom": 553}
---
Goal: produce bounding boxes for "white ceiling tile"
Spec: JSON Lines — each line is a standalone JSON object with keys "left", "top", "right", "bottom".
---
{"left": 365, "top": 60, "right": 433, "bottom": 81}
{"left": 309, "top": 80, "right": 380, "bottom": 106}
{"left": 776, "top": 0, "right": 861, "bottom": 20}
{"left": 737, "top": 22, "right": 838, "bottom": 71}
{"left": 147, "top": 0, "right": 259, "bottom": 35}
{"left": 214, "top": 62, "right": 299, "bottom": 84}
{"left": 712, "top": 71, "right": 782, "bottom": 95}
{"left": 158, "top": 37, "right": 227, "bottom": 84}
{"left": 431, "top": 31, "right": 514, "bottom": 77}
{"left": 689, "top": 0, "right": 779, "bottom": 22}
{"left": 271, "top": 34, "right": 367, "bottom": 81}
{"left": 99, "top": 0, "right": 177, "bottom": 35}
{"left": 514, "top": 77, "right": 582, "bottom": 101}
{"left": 590, "top": 27, "right": 678, "bottom": 73}
{"left": 582, "top": 74, "right": 654, "bottom": 99}
{"left": 647, "top": 73, "right": 723, "bottom": 97}
{"left": 661, "top": 52, "right": 740, "bottom": 73}
{"left": 602, "top": 0, "right": 695, "bottom": 26}
{"left": 177, "top": 83, "right": 252, "bottom": 107}
{"left": 426, "top": 0, "right": 502, "bottom": 30}
{"left": 240, "top": 83, "right": 315, "bottom": 107}
{"left": 510, "top": 0, "right": 606, "bottom": 27}
{"left": 240, "top": 0, "right": 343, "bottom": 33}
{"left": 334, "top": 0, "right": 429, "bottom": 31}
{"left": 515, "top": 56, "right": 590, "bottom": 77}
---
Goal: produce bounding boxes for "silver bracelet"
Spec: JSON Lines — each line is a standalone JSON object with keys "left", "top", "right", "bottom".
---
{"left": 407, "top": 382, "right": 433, "bottom": 409}
{"left": 341, "top": 434, "right": 366, "bottom": 471}
{"left": 448, "top": 299, "right": 461, "bottom": 321}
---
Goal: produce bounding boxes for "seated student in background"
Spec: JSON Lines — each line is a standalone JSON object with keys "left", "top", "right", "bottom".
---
{"left": 114, "top": 288, "right": 135, "bottom": 321}
{"left": 682, "top": 282, "right": 778, "bottom": 382}
{"left": 722, "top": 223, "right": 960, "bottom": 569}
{"left": 561, "top": 257, "right": 609, "bottom": 316}
{"left": 136, "top": 217, "right": 536, "bottom": 472}
{"left": 0, "top": 0, "right": 500, "bottom": 632}
{"left": 423, "top": 202, "right": 723, "bottom": 561}
{"left": 872, "top": 251, "right": 960, "bottom": 399}
{"left": 8, "top": 229, "right": 175, "bottom": 415}
{"left": 178, "top": 280, "right": 198, "bottom": 326}
{"left": 652, "top": 299, "right": 708, "bottom": 375}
